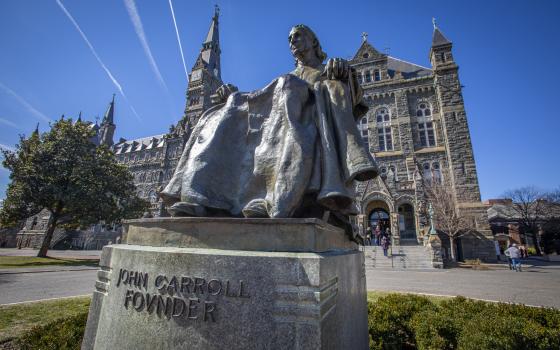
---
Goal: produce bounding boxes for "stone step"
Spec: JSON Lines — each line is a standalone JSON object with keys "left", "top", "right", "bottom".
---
{"left": 362, "top": 245, "right": 436, "bottom": 269}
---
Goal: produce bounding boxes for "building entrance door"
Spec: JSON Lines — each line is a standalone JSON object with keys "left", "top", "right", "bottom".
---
{"left": 398, "top": 203, "right": 417, "bottom": 241}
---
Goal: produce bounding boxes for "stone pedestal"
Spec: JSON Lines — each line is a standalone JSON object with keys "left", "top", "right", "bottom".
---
{"left": 82, "top": 218, "right": 368, "bottom": 350}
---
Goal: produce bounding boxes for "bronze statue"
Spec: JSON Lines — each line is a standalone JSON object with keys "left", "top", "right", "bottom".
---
{"left": 161, "top": 25, "right": 378, "bottom": 222}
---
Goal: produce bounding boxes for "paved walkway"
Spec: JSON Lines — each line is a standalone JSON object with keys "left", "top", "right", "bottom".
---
{"left": 366, "top": 263, "right": 560, "bottom": 308}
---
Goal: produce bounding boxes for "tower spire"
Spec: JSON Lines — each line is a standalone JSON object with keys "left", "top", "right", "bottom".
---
{"left": 200, "top": 5, "right": 221, "bottom": 80}
{"left": 102, "top": 94, "right": 115, "bottom": 125}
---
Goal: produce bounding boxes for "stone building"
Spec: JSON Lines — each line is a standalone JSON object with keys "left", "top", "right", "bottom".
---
{"left": 110, "top": 10, "right": 494, "bottom": 261}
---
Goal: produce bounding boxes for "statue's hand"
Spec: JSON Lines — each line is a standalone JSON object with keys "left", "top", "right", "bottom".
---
{"left": 215, "top": 84, "right": 239, "bottom": 103}
{"left": 323, "top": 58, "right": 350, "bottom": 81}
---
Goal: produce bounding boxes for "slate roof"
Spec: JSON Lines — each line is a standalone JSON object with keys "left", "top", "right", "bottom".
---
{"left": 387, "top": 56, "right": 432, "bottom": 79}
{"left": 114, "top": 134, "right": 165, "bottom": 154}
{"left": 432, "top": 27, "right": 452, "bottom": 47}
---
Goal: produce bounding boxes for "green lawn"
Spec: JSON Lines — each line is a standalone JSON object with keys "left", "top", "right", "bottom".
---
{"left": 0, "top": 256, "right": 99, "bottom": 269}
{"left": 0, "top": 297, "right": 91, "bottom": 343}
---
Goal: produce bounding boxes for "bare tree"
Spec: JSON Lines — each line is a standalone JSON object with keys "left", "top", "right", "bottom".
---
{"left": 503, "top": 186, "right": 549, "bottom": 255}
{"left": 425, "top": 181, "right": 472, "bottom": 261}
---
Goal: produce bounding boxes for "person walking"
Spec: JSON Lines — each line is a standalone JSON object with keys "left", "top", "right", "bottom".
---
{"left": 381, "top": 235, "right": 390, "bottom": 257}
{"left": 505, "top": 243, "right": 522, "bottom": 272}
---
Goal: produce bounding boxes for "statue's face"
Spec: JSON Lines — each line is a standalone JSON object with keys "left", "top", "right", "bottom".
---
{"left": 289, "top": 27, "right": 314, "bottom": 60}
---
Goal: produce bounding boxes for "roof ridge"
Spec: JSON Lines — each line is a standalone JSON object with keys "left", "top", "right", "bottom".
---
{"left": 388, "top": 56, "right": 431, "bottom": 71}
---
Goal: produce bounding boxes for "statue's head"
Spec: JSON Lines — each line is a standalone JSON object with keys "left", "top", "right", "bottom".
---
{"left": 289, "top": 24, "right": 327, "bottom": 66}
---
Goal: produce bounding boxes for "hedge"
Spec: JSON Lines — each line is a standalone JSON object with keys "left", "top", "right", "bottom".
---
{"left": 371, "top": 295, "right": 560, "bottom": 350}
{"left": 9, "top": 294, "right": 560, "bottom": 350}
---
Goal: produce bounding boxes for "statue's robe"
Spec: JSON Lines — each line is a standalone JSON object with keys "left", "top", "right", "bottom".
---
{"left": 161, "top": 64, "right": 378, "bottom": 217}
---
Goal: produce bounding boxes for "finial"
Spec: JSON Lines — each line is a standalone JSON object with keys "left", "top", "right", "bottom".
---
{"left": 432, "top": 17, "right": 437, "bottom": 30}
{"left": 112, "top": 93, "right": 115, "bottom": 103}
{"left": 95, "top": 115, "right": 99, "bottom": 125}
{"left": 77, "top": 111, "right": 82, "bottom": 122}
{"left": 214, "top": 4, "right": 220, "bottom": 18}
{"left": 361, "top": 32, "right": 368, "bottom": 43}
{"left": 34, "top": 123, "right": 39, "bottom": 134}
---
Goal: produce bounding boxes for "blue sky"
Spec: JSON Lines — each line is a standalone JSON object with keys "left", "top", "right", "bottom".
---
{"left": 0, "top": 0, "right": 559, "bottom": 201}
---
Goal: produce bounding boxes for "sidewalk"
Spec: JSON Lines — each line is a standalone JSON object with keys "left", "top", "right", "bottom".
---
{"left": 0, "top": 248, "right": 101, "bottom": 260}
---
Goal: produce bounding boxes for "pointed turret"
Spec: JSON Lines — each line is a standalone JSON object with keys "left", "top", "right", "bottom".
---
{"left": 199, "top": 5, "right": 221, "bottom": 80}
{"left": 76, "top": 111, "right": 82, "bottom": 123}
{"left": 102, "top": 94, "right": 115, "bottom": 125}
{"left": 429, "top": 19, "right": 455, "bottom": 68}
{"left": 432, "top": 27, "right": 451, "bottom": 47}
{"left": 32, "top": 123, "right": 39, "bottom": 136}
{"left": 99, "top": 95, "right": 116, "bottom": 147}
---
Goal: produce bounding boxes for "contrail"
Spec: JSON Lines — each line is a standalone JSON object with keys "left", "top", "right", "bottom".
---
{"left": 168, "top": 0, "right": 189, "bottom": 82}
{"left": 56, "top": 0, "right": 142, "bottom": 121}
{"left": 0, "top": 82, "right": 52, "bottom": 123}
{"left": 0, "top": 117, "right": 22, "bottom": 130}
{"left": 124, "top": 0, "right": 169, "bottom": 91}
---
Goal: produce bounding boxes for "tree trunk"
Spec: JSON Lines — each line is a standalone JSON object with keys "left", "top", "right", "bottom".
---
{"left": 449, "top": 236, "right": 456, "bottom": 261}
{"left": 37, "top": 215, "right": 58, "bottom": 258}
{"left": 531, "top": 231, "right": 543, "bottom": 256}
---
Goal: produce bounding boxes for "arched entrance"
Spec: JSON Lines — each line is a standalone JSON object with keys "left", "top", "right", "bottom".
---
{"left": 369, "top": 209, "right": 390, "bottom": 234}
{"left": 397, "top": 203, "right": 417, "bottom": 241}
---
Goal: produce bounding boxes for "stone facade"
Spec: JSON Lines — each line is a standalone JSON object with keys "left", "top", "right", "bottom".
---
{"left": 111, "top": 12, "right": 494, "bottom": 261}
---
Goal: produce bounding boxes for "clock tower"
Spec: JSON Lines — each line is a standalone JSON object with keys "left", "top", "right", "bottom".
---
{"left": 179, "top": 5, "right": 223, "bottom": 137}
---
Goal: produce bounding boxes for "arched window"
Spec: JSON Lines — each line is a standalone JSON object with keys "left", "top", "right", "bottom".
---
{"left": 358, "top": 116, "right": 369, "bottom": 147}
{"left": 376, "top": 108, "right": 392, "bottom": 151}
{"left": 380, "top": 166, "right": 387, "bottom": 180}
{"left": 388, "top": 165, "right": 398, "bottom": 182}
{"left": 432, "top": 162, "right": 442, "bottom": 183}
{"left": 423, "top": 163, "right": 432, "bottom": 182}
{"left": 417, "top": 102, "right": 435, "bottom": 147}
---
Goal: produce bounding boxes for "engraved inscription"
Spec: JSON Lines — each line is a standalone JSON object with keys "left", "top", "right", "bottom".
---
{"left": 115, "top": 268, "right": 250, "bottom": 322}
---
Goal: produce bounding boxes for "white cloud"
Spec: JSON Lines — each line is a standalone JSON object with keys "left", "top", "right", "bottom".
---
{"left": 124, "top": 0, "right": 169, "bottom": 91}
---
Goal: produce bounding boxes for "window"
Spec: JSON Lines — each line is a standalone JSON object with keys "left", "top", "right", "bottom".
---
{"left": 365, "top": 71, "right": 371, "bottom": 83}
{"left": 376, "top": 108, "right": 392, "bottom": 151}
{"left": 422, "top": 162, "right": 442, "bottom": 184}
{"left": 388, "top": 165, "right": 398, "bottom": 182}
{"left": 357, "top": 72, "right": 362, "bottom": 84}
{"left": 423, "top": 163, "right": 432, "bottom": 182}
{"left": 380, "top": 167, "right": 387, "bottom": 180}
{"left": 440, "top": 52, "right": 446, "bottom": 63}
{"left": 417, "top": 102, "right": 436, "bottom": 147}
{"left": 432, "top": 162, "right": 442, "bottom": 183}
{"left": 374, "top": 70, "right": 381, "bottom": 81}
{"left": 358, "top": 116, "right": 369, "bottom": 147}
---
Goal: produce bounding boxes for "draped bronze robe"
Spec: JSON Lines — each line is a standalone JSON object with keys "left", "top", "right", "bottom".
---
{"left": 161, "top": 64, "right": 378, "bottom": 217}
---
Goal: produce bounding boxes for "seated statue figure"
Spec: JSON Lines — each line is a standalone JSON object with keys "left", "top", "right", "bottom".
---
{"left": 160, "top": 24, "right": 378, "bottom": 226}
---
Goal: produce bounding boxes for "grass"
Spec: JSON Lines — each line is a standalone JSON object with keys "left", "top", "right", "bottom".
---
{"left": 0, "top": 297, "right": 91, "bottom": 343}
{"left": 368, "top": 290, "right": 451, "bottom": 304}
{"left": 0, "top": 256, "right": 99, "bottom": 269}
